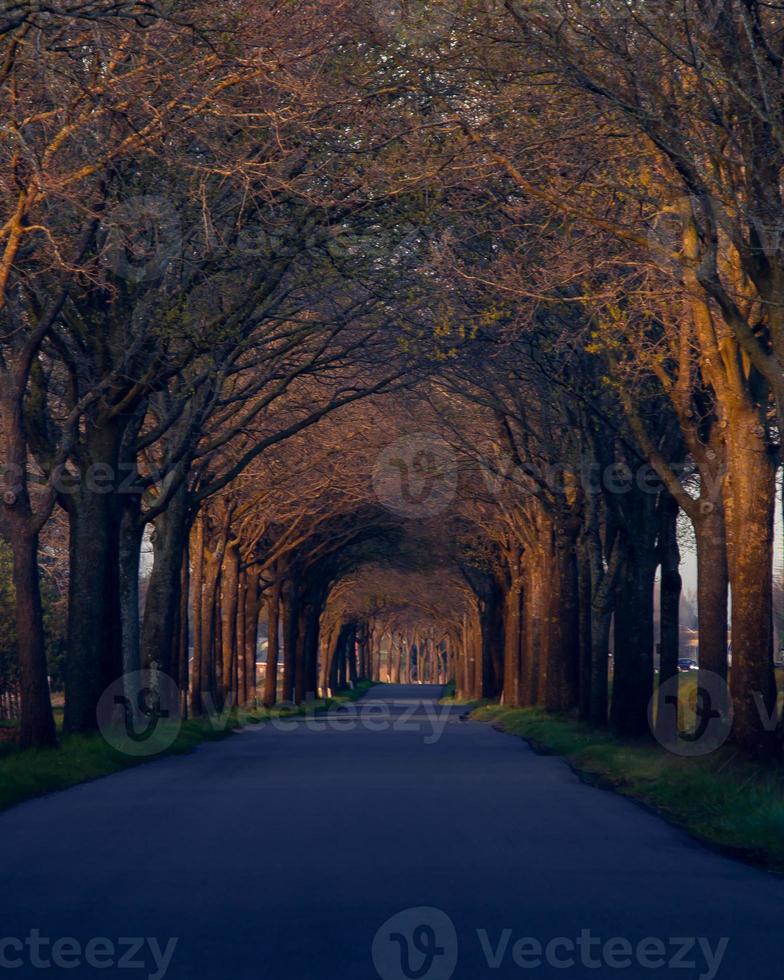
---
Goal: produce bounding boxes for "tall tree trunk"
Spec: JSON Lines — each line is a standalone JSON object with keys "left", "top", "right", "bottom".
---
{"left": 693, "top": 503, "right": 729, "bottom": 680}
{"left": 63, "top": 488, "right": 122, "bottom": 734}
{"left": 140, "top": 485, "right": 190, "bottom": 677}
{"left": 263, "top": 579, "right": 281, "bottom": 707}
{"left": 0, "top": 380, "right": 56, "bottom": 747}
{"left": 294, "top": 600, "right": 309, "bottom": 704}
{"left": 199, "top": 548, "right": 222, "bottom": 711}
{"left": 243, "top": 566, "right": 260, "bottom": 706}
{"left": 177, "top": 545, "right": 190, "bottom": 718}
{"left": 237, "top": 570, "right": 247, "bottom": 706}
{"left": 656, "top": 493, "right": 682, "bottom": 744}
{"left": 328, "top": 622, "right": 347, "bottom": 692}
{"left": 545, "top": 525, "right": 580, "bottom": 713}
{"left": 118, "top": 502, "right": 143, "bottom": 678}
{"left": 502, "top": 566, "right": 524, "bottom": 707}
{"left": 347, "top": 624, "right": 358, "bottom": 687}
{"left": 724, "top": 420, "right": 777, "bottom": 755}
{"left": 10, "top": 524, "right": 56, "bottom": 748}
{"left": 190, "top": 517, "right": 205, "bottom": 716}
{"left": 63, "top": 420, "right": 125, "bottom": 734}
{"left": 281, "top": 581, "right": 299, "bottom": 703}
{"left": 610, "top": 492, "right": 658, "bottom": 737}
{"left": 587, "top": 530, "right": 619, "bottom": 728}
{"left": 302, "top": 599, "right": 321, "bottom": 700}
{"left": 577, "top": 533, "right": 593, "bottom": 720}
{"left": 220, "top": 539, "right": 240, "bottom": 709}
{"left": 526, "top": 556, "right": 551, "bottom": 706}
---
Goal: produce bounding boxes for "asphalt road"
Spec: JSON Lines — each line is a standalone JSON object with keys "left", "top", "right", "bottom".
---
{"left": 1, "top": 683, "right": 782, "bottom": 980}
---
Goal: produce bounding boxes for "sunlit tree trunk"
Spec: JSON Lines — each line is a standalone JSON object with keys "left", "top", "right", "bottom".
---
{"left": 724, "top": 417, "right": 777, "bottom": 755}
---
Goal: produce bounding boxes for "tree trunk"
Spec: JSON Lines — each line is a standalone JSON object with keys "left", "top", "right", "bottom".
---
{"left": 263, "top": 579, "right": 281, "bottom": 707}
{"left": 302, "top": 600, "right": 321, "bottom": 700}
{"left": 522, "top": 569, "right": 541, "bottom": 707}
{"left": 502, "top": 570, "right": 523, "bottom": 707}
{"left": 328, "top": 623, "right": 348, "bottom": 692}
{"left": 190, "top": 517, "right": 205, "bottom": 716}
{"left": 63, "top": 488, "right": 122, "bottom": 734}
{"left": 610, "top": 502, "right": 658, "bottom": 737}
{"left": 140, "top": 485, "right": 190, "bottom": 677}
{"left": 118, "top": 502, "right": 143, "bottom": 678}
{"left": 724, "top": 420, "right": 777, "bottom": 755}
{"left": 198, "top": 547, "right": 222, "bottom": 712}
{"left": 347, "top": 625, "right": 358, "bottom": 687}
{"left": 577, "top": 533, "right": 593, "bottom": 720}
{"left": 545, "top": 525, "right": 580, "bottom": 713}
{"left": 220, "top": 539, "right": 240, "bottom": 709}
{"left": 587, "top": 531, "right": 618, "bottom": 728}
{"left": 237, "top": 570, "right": 247, "bottom": 706}
{"left": 10, "top": 524, "right": 56, "bottom": 748}
{"left": 177, "top": 545, "right": 190, "bottom": 718}
{"left": 294, "top": 601, "right": 309, "bottom": 704}
{"left": 243, "top": 566, "right": 260, "bottom": 705}
{"left": 694, "top": 503, "right": 729, "bottom": 680}
{"left": 281, "top": 581, "right": 299, "bottom": 703}
{"left": 0, "top": 380, "right": 56, "bottom": 747}
{"left": 63, "top": 419, "right": 126, "bottom": 735}
{"left": 655, "top": 493, "right": 682, "bottom": 744}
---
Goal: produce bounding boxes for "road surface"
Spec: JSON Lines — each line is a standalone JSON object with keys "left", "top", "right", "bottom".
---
{"left": 0, "top": 684, "right": 781, "bottom": 979}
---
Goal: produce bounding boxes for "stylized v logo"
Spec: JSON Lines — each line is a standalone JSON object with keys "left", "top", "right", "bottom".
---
{"left": 391, "top": 450, "right": 438, "bottom": 505}
{"left": 390, "top": 925, "right": 445, "bottom": 979}
{"left": 114, "top": 688, "right": 169, "bottom": 743}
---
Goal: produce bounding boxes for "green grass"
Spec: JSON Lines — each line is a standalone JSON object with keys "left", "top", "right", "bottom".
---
{"left": 473, "top": 704, "right": 784, "bottom": 873}
{"left": 0, "top": 717, "right": 237, "bottom": 813}
{"left": 0, "top": 683, "right": 375, "bottom": 815}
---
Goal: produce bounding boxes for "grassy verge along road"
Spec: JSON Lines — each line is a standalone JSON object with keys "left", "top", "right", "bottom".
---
{"left": 473, "top": 703, "right": 784, "bottom": 873}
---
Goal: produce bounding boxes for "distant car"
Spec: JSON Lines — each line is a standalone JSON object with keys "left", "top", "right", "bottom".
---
{"left": 677, "top": 658, "right": 698, "bottom": 672}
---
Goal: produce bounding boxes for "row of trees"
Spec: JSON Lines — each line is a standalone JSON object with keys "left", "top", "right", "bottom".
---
{"left": 3, "top": 1, "right": 784, "bottom": 760}
{"left": 372, "top": 0, "right": 784, "bottom": 758}
{"left": 0, "top": 1, "right": 439, "bottom": 746}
